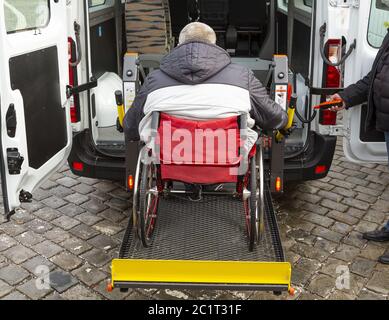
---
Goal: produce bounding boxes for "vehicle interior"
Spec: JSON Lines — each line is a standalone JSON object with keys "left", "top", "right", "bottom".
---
{"left": 86, "top": 0, "right": 313, "bottom": 160}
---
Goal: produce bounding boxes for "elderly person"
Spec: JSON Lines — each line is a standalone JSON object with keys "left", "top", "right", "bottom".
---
{"left": 331, "top": 29, "right": 389, "bottom": 265}
{"left": 124, "top": 22, "right": 288, "bottom": 199}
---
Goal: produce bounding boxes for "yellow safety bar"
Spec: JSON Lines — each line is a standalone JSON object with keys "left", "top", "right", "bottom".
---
{"left": 110, "top": 259, "right": 293, "bottom": 294}
{"left": 115, "top": 91, "right": 125, "bottom": 128}
{"left": 276, "top": 95, "right": 297, "bottom": 142}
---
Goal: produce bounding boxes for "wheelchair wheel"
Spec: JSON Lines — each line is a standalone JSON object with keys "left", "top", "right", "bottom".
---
{"left": 257, "top": 142, "right": 265, "bottom": 241}
{"left": 138, "top": 162, "right": 160, "bottom": 247}
{"left": 244, "top": 155, "right": 258, "bottom": 252}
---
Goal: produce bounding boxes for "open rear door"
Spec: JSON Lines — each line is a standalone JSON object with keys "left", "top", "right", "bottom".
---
{"left": 0, "top": 0, "right": 71, "bottom": 217}
{"left": 342, "top": 0, "right": 389, "bottom": 163}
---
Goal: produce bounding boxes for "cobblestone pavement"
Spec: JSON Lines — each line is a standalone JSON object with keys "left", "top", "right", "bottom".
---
{"left": 0, "top": 139, "right": 388, "bottom": 300}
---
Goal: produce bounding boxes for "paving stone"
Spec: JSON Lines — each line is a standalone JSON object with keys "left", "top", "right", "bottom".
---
{"left": 347, "top": 207, "right": 366, "bottom": 219}
{"left": 80, "top": 249, "right": 111, "bottom": 267}
{"left": 109, "top": 188, "right": 131, "bottom": 200}
{"left": 0, "top": 222, "right": 27, "bottom": 237}
{"left": 303, "top": 213, "right": 334, "bottom": 228}
{"left": 33, "top": 240, "right": 63, "bottom": 258}
{"left": 321, "top": 199, "right": 348, "bottom": 213}
{"left": 343, "top": 231, "right": 368, "bottom": 249}
{"left": 74, "top": 212, "right": 103, "bottom": 226}
{"left": 0, "top": 234, "right": 17, "bottom": 252}
{"left": 355, "top": 185, "right": 382, "bottom": 197}
{"left": 60, "top": 284, "right": 102, "bottom": 300}
{"left": 327, "top": 290, "right": 355, "bottom": 300}
{"left": 58, "top": 203, "right": 86, "bottom": 217}
{"left": 371, "top": 199, "right": 389, "bottom": 212}
{"left": 312, "top": 226, "right": 343, "bottom": 243}
{"left": 296, "top": 193, "right": 322, "bottom": 204}
{"left": 357, "top": 289, "right": 387, "bottom": 300}
{"left": 40, "top": 180, "right": 58, "bottom": 190}
{"left": 81, "top": 198, "right": 109, "bottom": 214}
{"left": 94, "top": 181, "right": 117, "bottom": 193}
{"left": 3, "top": 245, "right": 36, "bottom": 264}
{"left": 350, "top": 258, "right": 377, "bottom": 278}
{"left": 91, "top": 190, "right": 113, "bottom": 202}
{"left": 345, "top": 176, "right": 369, "bottom": 187}
{"left": 318, "top": 190, "right": 344, "bottom": 203}
{"left": 61, "top": 237, "right": 92, "bottom": 255}
{"left": 32, "top": 189, "right": 52, "bottom": 201}
{"left": 291, "top": 243, "right": 330, "bottom": 262}
{"left": 366, "top": 271, "right": 389, "bottom": 295}
{"left": 333, "top": 244, "right": 361, "bottom": 262}
{"left": 332, "top": 187, "right": 357, "bottom": 199}
{"left": 87, "top": 234, "right": 118, "bottom": 251}
{"left": 72, "top": 264, "right": 107, "bottom": 287}
{"left": 307, "top": 274, "right": 335, "bottom": 298}
{"left": 57, "top": 177, "right": 80, "bottom": 188}
{"left": 313, "top": 238, "right": 337, "bottom": 254}
{"left": 52, "top": 216, "right": 80, "bottom": 230}
{"left": 359, "top": 244, "right": 387, "bottom": 261}
{"left": 50, "top": 252, "right": 83, "bottom": 271}
{"left": 49, "top": 185, "right": 74, "bottom": 198}
{"left": 356, "top": 193, "right": 377, "bottom": 204}
{"left": 291, "top": 258, "right": 321, "bottom": 285}
{"left": 25, "top": 219, "right": 53, "bottom": 234}
{"left": 77, "top": 177, "right": 100, "bottom": 186}
{"left": 22, "top": 256, "right": 55, "bottom": 274}
{"left": 16, "top": 231, "right": 45, "bottom": 248}
{"left": 43, "top": 228, "right": 72, "bottom": 244}
{"left": 42, "top": 196, "right": 68, "bottom": 209}
{"left": 2, "top": 291, "right": 29, "bottom": 300}
{"left": 72, "top": 184, "right": 95, "bottom": 195}
{"left": 363, "top": 210, "right": 386, "bottom": 224}
{"left": 49, "top": 269, "right": 78, "bottom": 293}
{"left": 92, "top": 220, "right": 124, "bottom": 236}
{"left": 0, "top": 264, "right": 29, "bottom": 285}
{"left": 20, "top": 199, "right": 44, "bottom": 213}
{"left": 17, "top": 278, "right": 53, "bottom": 300}
{"left": 319, "top": 258, "right": 347, "bottom": 278}
{"left": 70, "top": 224, "right": 100, "bottom": 240}
{"left": 33, "top": 208, "right": 62, "bottom": 221}
{"left": 300, "top": 203, "right": 329, "bottom": 216}
{"left": 331, "top": 222, "right": 353, "bottom": 235}
{"left": 0, "top": 279, "right": 13, "bottom": 298}
{"left": 64, "top": 193, "right": 90, "bottom": 205}
{"left": 342, "top": 198, "right": 370, "bottom": 211}
{"left": 355, "top": 220, "right": 380, "bottom": 234}
{"left": 11, "top": 210, "right": 35, "bottom": 224}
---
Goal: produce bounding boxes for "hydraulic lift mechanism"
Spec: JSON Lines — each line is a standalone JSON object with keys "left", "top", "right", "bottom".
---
{"left": 109, "top": 54, "right": 295, "bottom": 296}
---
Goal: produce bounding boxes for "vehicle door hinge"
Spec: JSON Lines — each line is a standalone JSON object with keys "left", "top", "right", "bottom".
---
{"left": 329, "top": 0, "right": 359, "bottom": 8}
{"left": 19, "top": 190, "right": 32, "bottom": 203}
{"left": 7, "top": 148, "right": 24, "bottom": 175}
{"left": 66, "top": 77, "right": 97, "bottom": 98}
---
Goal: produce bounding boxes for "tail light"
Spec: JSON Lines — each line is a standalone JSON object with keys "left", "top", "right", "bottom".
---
{"left": 68, "top": 37, "right": 80, "bottom": 123}
{"left": 320, "top": 39, "right": 342, "bottom": 126}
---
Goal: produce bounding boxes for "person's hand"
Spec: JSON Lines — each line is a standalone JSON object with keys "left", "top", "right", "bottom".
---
{"left": 329, "top": 94, "right": 346, "bottom": 112}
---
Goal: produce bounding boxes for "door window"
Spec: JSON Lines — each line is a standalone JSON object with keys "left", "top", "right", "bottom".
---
{"left": 368, "top": 0, "right": 389, "bottom": 48}
{"left": 4, "top": 0, "right": 50, "bottom": 34}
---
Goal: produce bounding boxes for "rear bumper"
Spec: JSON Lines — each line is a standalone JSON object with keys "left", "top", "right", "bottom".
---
{"left": 283, "top": 132, "right": 337, "bottom": 182}
{"left": 68, "top": 130, "right": 336, "bottom": 184}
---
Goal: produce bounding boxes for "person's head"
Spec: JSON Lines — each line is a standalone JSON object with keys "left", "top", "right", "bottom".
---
{"left": 178, "top": 22, "right": 217, "bottom": 45}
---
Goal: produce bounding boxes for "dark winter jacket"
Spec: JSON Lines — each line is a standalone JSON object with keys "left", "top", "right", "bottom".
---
{"left": 339, "top": 30, "right": 389, "bottom": 132}
{"left": 123, "top": 41, "right": 288, "bottom": 142}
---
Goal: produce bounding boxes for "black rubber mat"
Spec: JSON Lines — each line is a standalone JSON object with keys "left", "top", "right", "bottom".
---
{"left": 119, "top": 185, "right": 285, "bottom": 263}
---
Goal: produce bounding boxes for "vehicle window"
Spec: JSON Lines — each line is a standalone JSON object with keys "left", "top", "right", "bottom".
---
{"left": 89, "top": 0, "right": 107, "bottom": 7}
{"left": 4, "top": 0, "right": 50, "bottom": 34}
{"left": 368, "top": 0, "right": 389, "bottom": 48}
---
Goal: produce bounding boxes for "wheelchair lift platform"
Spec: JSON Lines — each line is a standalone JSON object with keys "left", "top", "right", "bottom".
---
{"left": 110, "top": 184, "right": 292, "bottom": 293}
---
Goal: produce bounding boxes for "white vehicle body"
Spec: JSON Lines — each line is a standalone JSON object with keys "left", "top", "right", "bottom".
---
{"left": 0, "top": 0, "right": 388, "bottom": 216}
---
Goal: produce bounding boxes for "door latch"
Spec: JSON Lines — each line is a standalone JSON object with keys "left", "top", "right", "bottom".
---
{"left": 7, "top": 148, "right": 24, "bottom": 175}
{"left": 66, "top": 77, "right": 97, "bottom": 98}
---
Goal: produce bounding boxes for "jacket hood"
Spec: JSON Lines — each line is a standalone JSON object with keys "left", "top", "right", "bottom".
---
{"left": 160, "top": 41, "right": 231, "bottom": 85}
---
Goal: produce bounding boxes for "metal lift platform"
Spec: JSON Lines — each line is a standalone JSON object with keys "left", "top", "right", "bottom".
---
{"left": 110, "top": 183, "right": 292, "bottom": 293}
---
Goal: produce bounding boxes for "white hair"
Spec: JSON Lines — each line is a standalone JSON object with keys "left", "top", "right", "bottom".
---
{"left": 178, "top": 22, "right": 217, "bottom": 45}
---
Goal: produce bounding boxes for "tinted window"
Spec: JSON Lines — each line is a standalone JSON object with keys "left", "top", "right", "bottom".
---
{"left": 4, "top": 0, "right": 50, "bottom": 34}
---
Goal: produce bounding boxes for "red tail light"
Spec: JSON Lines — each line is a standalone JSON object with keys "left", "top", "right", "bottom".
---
{"left": 320, "top": 39, "right": 342, "bottom": 126}
{"left": 315, "top": 165, "right": 327, "bottom": 175}
{"left": 68, "top": 37, "right": 80, "bottom": 123}
{"left": 72, "top": 162, "right": 84, "bottom": 172}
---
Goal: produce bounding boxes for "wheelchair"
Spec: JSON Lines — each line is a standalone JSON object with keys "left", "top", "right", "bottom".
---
{"left": 132, "top": 112, "right": 265, "bottom": 252}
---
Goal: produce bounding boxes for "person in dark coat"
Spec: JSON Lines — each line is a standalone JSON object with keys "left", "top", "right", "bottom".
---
{"left": 331, "top": 29, "right": 389, "bottom": 264}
